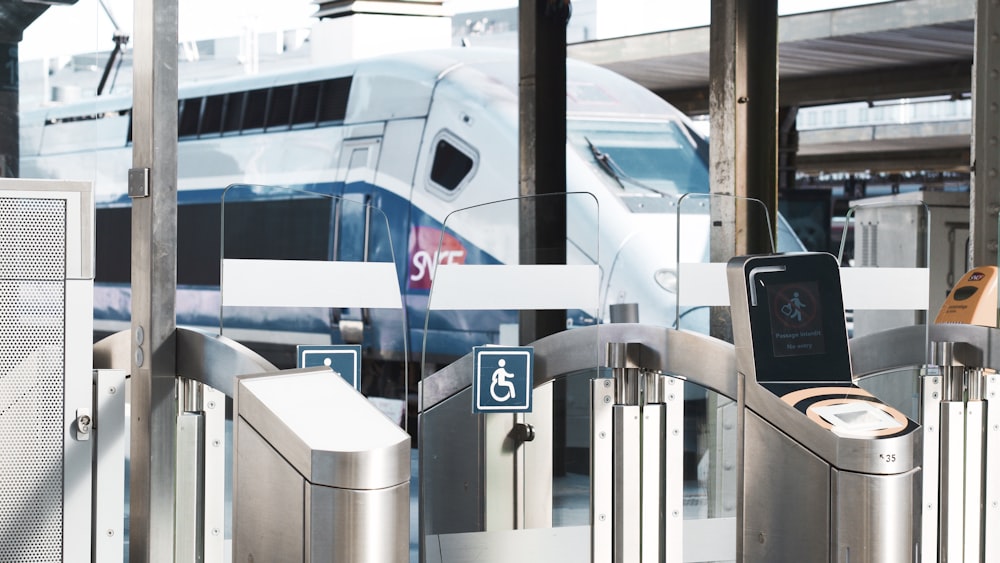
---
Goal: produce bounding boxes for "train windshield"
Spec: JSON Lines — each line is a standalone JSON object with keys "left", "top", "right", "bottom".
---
{"left": 569, "top": 119, "right": 710, "bottom": 198}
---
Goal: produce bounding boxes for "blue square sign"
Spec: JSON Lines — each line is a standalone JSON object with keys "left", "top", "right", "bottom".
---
{"left": 296, "top": 345, "right": 362, "bottom": 391}
{"left": 473, "top": 346, "right": 533, "bottom": 413}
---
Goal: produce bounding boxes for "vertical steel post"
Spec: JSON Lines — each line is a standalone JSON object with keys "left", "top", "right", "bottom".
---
{"left": 130, "top": 0, "right": 179, "bottom": 561}
{"left": 971, "top": 0, "right": 1000, "bottom": 266}
{"left": 708, "top": 0, "right": 778, "bottom": 262}
{"left": 920, "top": 371, "right": 942, "bottom": 563}
{"left": 519, "top": 0, "right": 570, "bottom": 477}
{"left": 985, "top": 372, "right": 999, "bottom": 560}
{"left": 518, "top": 0, "right": 568, "bottom": 344}
{"left": 591, "top": 377, "right": 614, "bottom": 563}
{"left": 708, "top": 0, "right": 778, "bottom": 342}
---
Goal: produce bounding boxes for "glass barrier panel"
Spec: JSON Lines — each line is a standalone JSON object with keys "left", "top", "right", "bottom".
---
{"left": 420, "top": 193, "right": 601, "bottom": 377}
{"left": 674, "top": 376, "right": 738, "bottom": 563}
{"left": 674, "top": 193, "right": 776, "bottom": 334}
{"left": 551, "top": 368, "right": 604, "bottom": 528}
{"left": 219, "top": 183, "right": 408, "bottom": 420}
{"left": 419, "top": 193, "right": 601, "bottom": 558}
{"left": 838, "top": 200, "right": 932, "bottom": 354}
{"left": 855, "top": 368, "right": 923, "bottom": 422}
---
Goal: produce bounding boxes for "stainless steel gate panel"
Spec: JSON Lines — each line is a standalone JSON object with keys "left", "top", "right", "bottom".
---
{"left": 831, "top": 467, "right": 918, "bottom": 562}
{"left": 234, "top": 417, "right": 305, "bottom": 562}
{"left": 419, "top": 386, "right": 484, "bottom": 536}
{"left": 742, "top": 410, "right": 830, "bottom": 563}
{"left": 421, "top": 324, "right": 739, "bottom": 563}
{"left": 234, "top": 367, "right": 410, "bottom": 563}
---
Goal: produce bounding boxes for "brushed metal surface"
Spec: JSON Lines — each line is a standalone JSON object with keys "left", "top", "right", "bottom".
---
{"left": 129, "top": 0, "right": 180, "bottom": 558}
{"left": 93, "top": 327, "right": 278, "bottom": 398}
{"left": 237, "top": 367, "right": 410, "bottom": 490}
{"left": 613, "top": 405, "right": 641, "bottom": 563}
{"left": 591, "top": 379, "right": 613, "bottom": 563}
{"left": 832, "top": 467, "right": 919, "bottom": 562}
{"left": 233, "top": 418, "right": 305, "bottom": 563}
{"left": 744, "top": 382, "right": 919, "bottom": 475}
{"left": 962, "top": 402, "right": 984, "bottom": 563}
{"left": 308, "top": 482, "right": 409, "bottom": 563}
{"left": 742, "top": 411, "right": 830, "bottom": 563}
{"left": 640, "top": 404, "right": 665, "bottom": 563}
{"left": 420, "top": 324, "right": 737, "bottom": 410}
{"left": 852, "top": 324, "right": 1000, "bottom": 377}
{"left": 920, "top": 375, "right": 942, "bottom": 563}
{"left": 986, "top": 373, "right": 999, "bottom": 561}
{"left": 419, "top": 386, "right": 483, "bottom": 538}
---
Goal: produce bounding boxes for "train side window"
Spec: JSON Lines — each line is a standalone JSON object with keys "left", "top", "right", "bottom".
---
{"left": 200, "top": 94, "right": 225, "bottom": 136}
{"left": 317, "top": 76, "right": 352, "bottom": 124}
{"left": 222, "top": 92, "right": 245, "bottom": 134}
{"left": 243, "top": 88, "right": 268, "bottom": 132}
{"left": 291, "top": 81, "right": 321, "bottom": 127}
{"left": 178, "top": 98, "right": 202, "bottom": 138}
{"left": 267, "top": 85, "right": 295, "bottom": 130}
{"left": 428, "top": 131, "right": 477, "bottom": 195}
{"left": 95, "top": 207, "right": 131, "bottom": 283}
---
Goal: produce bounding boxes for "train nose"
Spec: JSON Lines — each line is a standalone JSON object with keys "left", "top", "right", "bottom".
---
{"left": 602, "top": 219, "right": 710, "bottom": 331}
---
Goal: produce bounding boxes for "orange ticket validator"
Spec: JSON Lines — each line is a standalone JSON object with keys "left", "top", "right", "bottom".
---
{"left": 934, "top": 266, "right": 998, "bottom": 327}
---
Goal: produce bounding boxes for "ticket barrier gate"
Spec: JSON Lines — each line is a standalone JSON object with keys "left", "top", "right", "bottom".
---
{"left": 851, "top": 323, "right": 1000, "bottom": 562}
{"left": 420, "top": 252, "right": 922, "bottom": 562}
{"left": 419, "top": 324, "right": 739, "bottom": 563}
{"left": 420, "top": 324, "right": 919, "bottom": 563}
{"left": 727, "top": 253, "right": 920, "bottom": 562}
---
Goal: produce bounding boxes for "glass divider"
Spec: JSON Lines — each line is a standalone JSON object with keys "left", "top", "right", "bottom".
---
{"left": 218, "top": 183, "right": 409, "bottom": 427}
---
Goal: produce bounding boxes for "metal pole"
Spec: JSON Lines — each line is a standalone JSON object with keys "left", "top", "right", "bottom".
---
{"left": 518, "top": 0, "right": 569, "bottom": 344}
{"left": 708, "top": 0, "right": 778, "bottom": 262}
{"left": 519, "top": 0, "right": 570, "bottom": 477}
{"left": 971, "top": 0, "right": 1000, "bottom": 266}
{"left": 129, "top": 0, "right": 179, "bottom": 561}
{"left": 709, "top": 3, "right": 778, "bottom": 559}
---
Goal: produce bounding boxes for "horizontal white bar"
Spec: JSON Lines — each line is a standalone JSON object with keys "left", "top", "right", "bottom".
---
{"left": 429, "top": 264, "right": 600, "bottom": 310}
{"left": 679, "top": 263, "right": 929, "bottom": 310}
{"left": 840, "top": 267, "right": 928, "bottom": 310}
{"left": 678, "top": 263, "right": 729, "bottom": 307}
{"left": 221, "top": 259, "right": 402, "bottom": 309}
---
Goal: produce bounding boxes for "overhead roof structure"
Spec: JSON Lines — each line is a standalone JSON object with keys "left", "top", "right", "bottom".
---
{"left": 568, "top": 0, "right": 975, "bottom": 116}
{"left": 0, "top": 0, "right": 75, "bottom": 41}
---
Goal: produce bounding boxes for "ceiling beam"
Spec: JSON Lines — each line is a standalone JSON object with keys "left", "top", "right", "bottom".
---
{"left": 796, "top": 147, "right": 971, "bottom": 174}
{"left": 660, "top": 59, "right": 973, "bottom": 115}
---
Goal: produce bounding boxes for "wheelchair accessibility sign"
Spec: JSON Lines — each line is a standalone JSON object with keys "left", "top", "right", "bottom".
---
{"left": 296, "top": 345, "right": 362, "bottom": 391}
{"left": 473, "top": 346, "right": 534, "bottom": 413}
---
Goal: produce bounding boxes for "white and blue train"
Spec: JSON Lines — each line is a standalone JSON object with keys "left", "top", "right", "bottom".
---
{"left": 20, "top": 47, "right": 802, "bottom": 388}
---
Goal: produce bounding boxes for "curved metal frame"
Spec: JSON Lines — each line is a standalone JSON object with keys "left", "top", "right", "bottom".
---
{"left": 851, "top": 324, "right": 1000, "bottom": 376}
{"left": 419, "top": 323, "right": 738, "bottom": 411}
{"left": 94, "top": 327, "right": 277, "bottom": 398}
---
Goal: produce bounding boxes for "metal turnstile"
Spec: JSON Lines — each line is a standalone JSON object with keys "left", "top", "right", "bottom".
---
{"left": 727, "top": 253, "right": 920, "bottom": 562}
{"left": 419, "top": 256, "right": 934, "bottom": 563}
{"left": 419, "top": 324, "right": 740, "bottom": 563}
{"left": 852, "top": 322, "right": 1000, "bottom": 563}
{"left": 234, "top": 366, "right": 411, "bottom": 563}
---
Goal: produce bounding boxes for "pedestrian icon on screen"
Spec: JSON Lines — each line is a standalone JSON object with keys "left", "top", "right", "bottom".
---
{"left": 781, "top": 291, "right": 806, "bottom": 323}
{"left": 490, "top": 359, "right": 517, "bottom": 402}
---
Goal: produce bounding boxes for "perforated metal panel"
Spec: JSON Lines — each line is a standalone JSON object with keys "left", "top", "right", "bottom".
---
{"left": 0, "top": 198, "right": 66, "bottom": 562}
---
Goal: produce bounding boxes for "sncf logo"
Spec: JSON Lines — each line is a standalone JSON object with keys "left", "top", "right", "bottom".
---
{"left": 408, "top": 226, "right": 467, "bottom": 290}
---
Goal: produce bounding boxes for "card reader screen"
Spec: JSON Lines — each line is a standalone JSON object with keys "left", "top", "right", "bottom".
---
{"left": 767, "top": 281, "right": 826, "bottom": 357}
